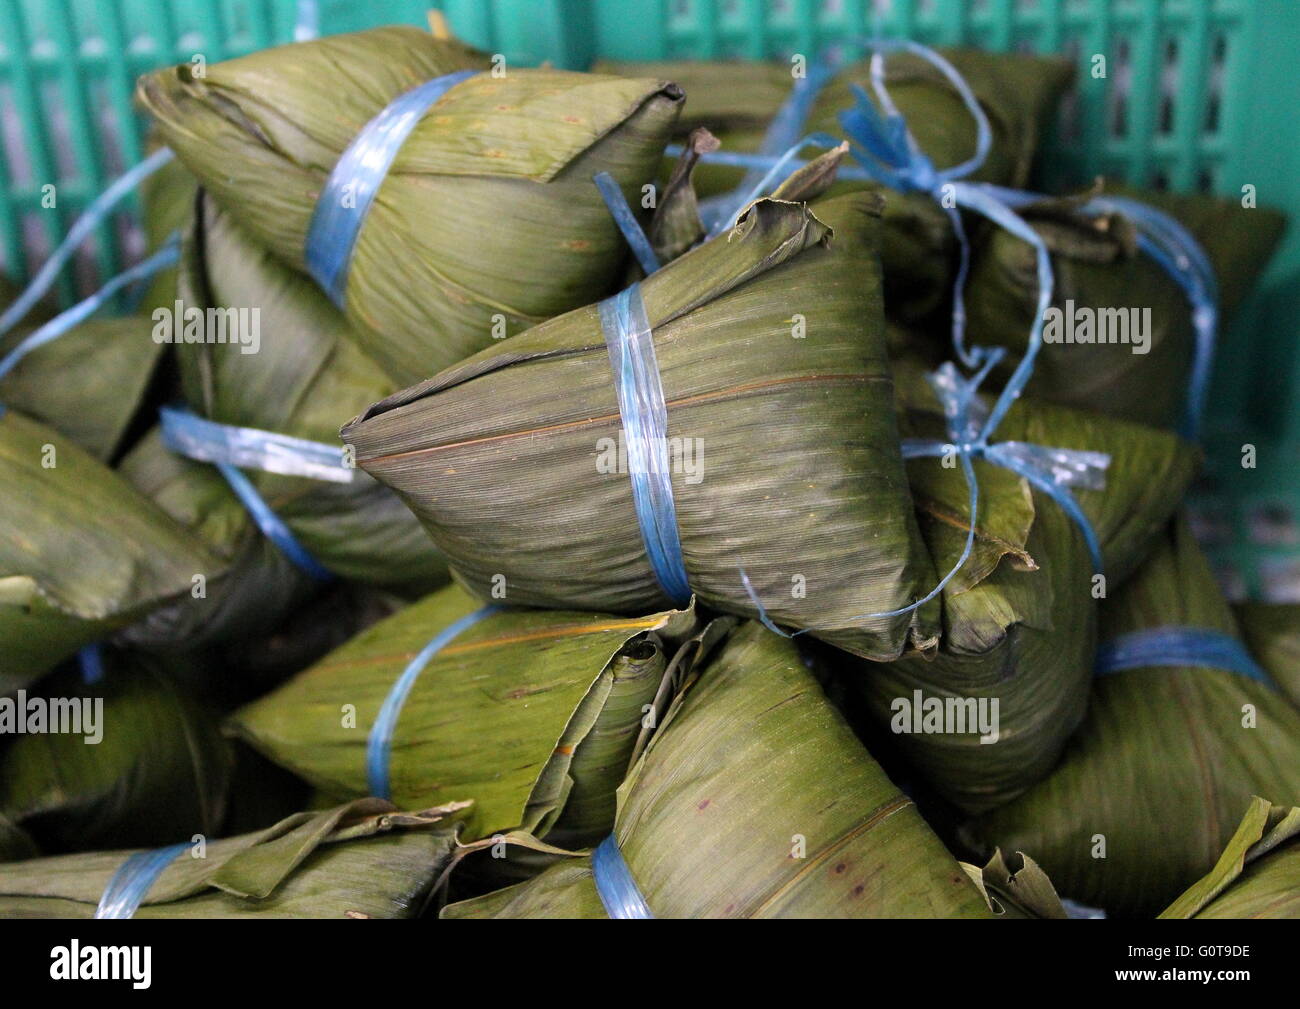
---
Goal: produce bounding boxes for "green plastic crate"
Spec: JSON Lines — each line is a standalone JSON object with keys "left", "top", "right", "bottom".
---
{"left": 1, "top": 0, "right": 1297, "bottom": 598}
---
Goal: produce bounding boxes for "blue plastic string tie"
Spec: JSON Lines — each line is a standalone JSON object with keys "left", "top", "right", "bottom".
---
{"left": 1095, "top": 627, "right": 1272, "bottom": 686}
{"left": 593, "top": 171, "right": 661, "bottom": 275}
{"left": 592, "top": 834, "right": 654, "bottom": 919}
{"left": 708, "top": 132, "right": 847, "bottom": 236}
{"left": 739, "top": 352, "right": 1109, "bottom": 637}
{"left": 94, "top": 842, "right": 190, "bottom": 919}
{"left": 976, "top": 183, "right": 1220, "bottom": 441}
{"left": 366, "top": 605, "right": 500, "bottom": 799}
{"left": 0, "top": 147, "right": 175, "bottom": 339}
{"left": 699, "top": 59, "right": 840, "bottom": 232}
{"left": 159, "top": 406, "right": 354, "bottom": 484}
{"left": 212, "top": 463, "right": 333, "bottom": 581}
{"left": 78, "top": 643, "right": 105, "bottom": 686}
{"left": 0, "top": 236, "right": 181, "bottom": 385}
{"left": 675, "top": 39, "right": 1218, "bottom": 441}
{"left": 293, "top": 0, "right": 320, "bottom": 41}
{"left": 902, "top": 359, "right": 1109, "bottom": 572}
{"left": 159, "top": 407, "right": 337, "bottom": 582}
{"left": 597, "top": 284, "right": 692, "bottom": 607}
{"left": 304, "top": 70, "right": 480, "bottom": 307}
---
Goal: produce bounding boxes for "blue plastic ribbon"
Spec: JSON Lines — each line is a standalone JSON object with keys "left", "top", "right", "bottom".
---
{"left": 94, "top": 842, "right": 190, "bottom": 919}
{"left": 1095, "top": 627, "right": 1272, "bottom": 686}
{"left": 902, "top": 359, "right": 1110, "bottom": 574}
{"left": 592, "top": 834, "right": 654, "bottom": 919}
{"left": 159, "top": 406, "right": 354, "bottom": 484}
{"left": 304, "top": 70, "right": 480, "bottom": 307}
{"left": 0, "top": 236, "right": 181, "bottom": 385}
{"left": 978, "top": 184, "right": 1220, "bottom": 440}
{"left": 159, "top": 407, "right": 336, "bottom": 582}
{"left": 598, "top": 284, "right": 692, "bottom": 607}
{"left": 593, "top": 171, "right": 661, "bottom": 275}
{"left": 0, "top": 147, "right": 175, "bottom": 339}
{"left": 366, "top": 605, "right": 500, "bottom": 799}
{"left": 293, "top": 0, "right": 319, "bottom": 41}
{"left": 740, "top": 351, "right": 1108, "bottom": 638}
{"left": 1062, "top": 898, "right": 1108, "bottom": 919}
{"left": 699, "top": 60, "right": 840, "bottom": 233}
{"left": 78, "top": 643, "right": 104, "bottom": 686}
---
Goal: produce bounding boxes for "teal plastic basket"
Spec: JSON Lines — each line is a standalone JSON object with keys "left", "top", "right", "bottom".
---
{"left": 1, "top": 0, "right": 1297, "bottom": 597}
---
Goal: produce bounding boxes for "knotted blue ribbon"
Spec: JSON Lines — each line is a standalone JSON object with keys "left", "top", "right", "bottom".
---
{"left": 597, "top": 284, "right": 692, "bottom": 608}
{"left": 366, "top": 604, "right": 500, "bottom": 800}
{"left": 902, "top": 356, "right": 1110, "bottom": 575}
{"left": 592, "top": 833, "right": 654, "bottom": 919}
{"left": 159, "top": 406, "right": 342, "bottom": 582}
{"left": 740, "top": 351, "right": 1108, "bottom": 638}
{"left": 94, "top": 842, "right": 190, "bottom": 919}
{"left": 305, "top": 69, "right": 480, "bottom": 307}
{"left": 1095, "top": 627, "right": 1272, "bottom": 686}
{"left": 679, "top": 39, "right": 1219, "bottom": 442}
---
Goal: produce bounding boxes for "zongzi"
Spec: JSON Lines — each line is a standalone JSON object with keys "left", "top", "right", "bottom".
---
{"left": 343, "top": 194, "right": 940, "bottom": 662}
{"left": 965, "top": 518, "right": 1300, "bottom": 917}
{"left": 443, "top": 621, "right": 992, "bottom": 918}
{"left": 138, "top": 26, "right": 684, "bottom": 383}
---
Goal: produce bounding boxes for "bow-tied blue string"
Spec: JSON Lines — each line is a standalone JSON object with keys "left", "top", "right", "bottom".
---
{"left": 739, "top": 350, "right": 1109, "bottom": 639}
{"left": 902, "top": 356, "right": 1111, "bottom": 576}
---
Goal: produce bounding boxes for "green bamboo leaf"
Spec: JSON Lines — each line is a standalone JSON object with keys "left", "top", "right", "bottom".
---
{"left": 0, "top": 412, "right": 220, "bottom": 688}
{"left": 961, "top": 849, "right": 1068, "bottom": 919}
{"left": 839, "top": 360, "right": 1199, "bottom": 813}
{"left": 230, "top": 584, "right": 710, "bottom": 846}
{"left": 0, "top": 651, "right": 232, "bottom": 854}
{"left": 1160, "top": 796, "right": 1300, "bottom": 919}
{"left": 0, "top": 799, "right": 465, "bottom": 918}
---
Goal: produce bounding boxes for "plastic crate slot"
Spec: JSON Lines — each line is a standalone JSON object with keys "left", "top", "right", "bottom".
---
{"left": 1107, "top": 36, "right": 1131, "bottom": 140}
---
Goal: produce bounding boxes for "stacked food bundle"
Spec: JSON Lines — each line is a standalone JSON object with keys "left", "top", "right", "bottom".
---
{"left": 0, "top": 24, "right": 1293, "bottom": 921}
